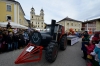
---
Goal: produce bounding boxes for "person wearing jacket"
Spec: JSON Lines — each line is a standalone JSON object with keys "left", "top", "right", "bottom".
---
{"left": 2, "top": 31, "right": 8, "bottom": 52}
{"left": 81, "top": 31, "right": 90, "bottom": 60}
{"left": 92, "top": 33, "right": 99, "bottom": 44}
{"left": 0, "top": 33, "right": 3, "bottom": 53}
{"left": 23, "top": 31, "right": 29, "bottom": 46}
{"left": 94, "top": 42, "right": 100, "bottom": 66}
{"left": 85, "top": 41, "right": 95, "bottom": 56}
{"left": 7, "top": 31, "right": 13, "bottom": 51}
{"left": 13, "top": 33, "right": 19, "bottom": 50}
{"left": 85, "top": 41, "right": 95, "bottom": 65}
{"left": 18, "top": 32, "right": 25, "bottom": 48}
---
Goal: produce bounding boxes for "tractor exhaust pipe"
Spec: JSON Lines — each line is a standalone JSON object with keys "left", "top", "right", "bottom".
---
{"left": 51, "top": 19, "right": 56, "bottom": 36}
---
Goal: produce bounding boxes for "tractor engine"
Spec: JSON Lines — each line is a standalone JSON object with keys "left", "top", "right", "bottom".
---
{"left": 30, "top": 20, "right": 56, "bottom": 48}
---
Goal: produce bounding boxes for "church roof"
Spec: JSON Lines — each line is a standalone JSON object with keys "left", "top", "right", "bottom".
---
{"left": 41, "top": 9, "right": 43, "bottom": 11}
{"left": 31, "top": 7, "right": 34, "bottom": 10}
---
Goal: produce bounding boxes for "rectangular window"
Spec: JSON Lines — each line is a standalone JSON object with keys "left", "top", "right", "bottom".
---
{"left": 41, "top": 22, "right": 43, "bottom": 24}
{"left": 7, "top": 5, "right": 11, "bottom": 11}
{"left": 71, "top": 23, "right": 73, "bottom": 26}
{"left": 67, "top": 23, "right": 69, "bottom": 25}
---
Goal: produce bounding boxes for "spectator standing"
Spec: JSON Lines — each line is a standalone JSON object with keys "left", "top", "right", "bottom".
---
{"left": 13, "top": 33, "right": 19, "bottom": 50}
{"left": 18, "top": 32, "right": 25, "bottom": 48}
{"left": 7, "top": 32, "right": 13, "bottom": 51}
{"left": 92, "top": 33, "right": 99, "bottom": 44}
{"left": 2, "top": 31, "right": 8, "bottom": 52}
{"left": 81, "top": 31, "right": 90, "bottom": 60}
{"left": 94, "top": 42, "right": 100, "bottom": 66}
{"left": 6, "top": 22, "right": 12, "bottom": 29}
{"left": 23, "top": 31, "right": 29, "bottom": 46}
{"left": 0, "top": 33, "right": 3, "bottom": 53}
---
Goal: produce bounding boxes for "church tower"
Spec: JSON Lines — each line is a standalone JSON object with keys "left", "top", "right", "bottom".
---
{"left": 30, "top": 7, "right": 45, "bottom": 29}
{"left": 30, "top": 7, "right": 35, "bottom": 22}
{"left": 40, "top": 9, "right": 44, "bottom": 20}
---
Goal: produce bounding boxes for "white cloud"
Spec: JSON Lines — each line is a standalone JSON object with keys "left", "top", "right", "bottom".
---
{"left": 16, "top": 0, "right": 100, "bottom": 24}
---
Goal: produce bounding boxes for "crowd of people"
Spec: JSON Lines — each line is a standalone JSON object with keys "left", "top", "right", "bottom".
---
{"left": 0, "top": 22, "right": 34, "bottom": 53}
{"left": 81, "top": 31, "right": 100, "bottom": 66}
{"left": 0, "top": 22, "right": 100, "bottom": 66}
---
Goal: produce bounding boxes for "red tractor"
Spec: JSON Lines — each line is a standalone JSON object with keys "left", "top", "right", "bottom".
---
{"left": 15, "top": 19, "right": 67, "bottom": 64}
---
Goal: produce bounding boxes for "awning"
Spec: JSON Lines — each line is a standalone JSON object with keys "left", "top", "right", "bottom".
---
{"left": 0, "top": 22, "right": 28, "bottom": 29}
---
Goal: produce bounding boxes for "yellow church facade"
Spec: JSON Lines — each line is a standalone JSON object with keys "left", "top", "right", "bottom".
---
{"left": 0, "top": 0, "right": 28, "bottom": 26}
{"left": 30, "top": 7, "right": 46, "bottom": 29}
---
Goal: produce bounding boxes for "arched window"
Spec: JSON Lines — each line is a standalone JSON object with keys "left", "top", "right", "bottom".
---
{"left": 7, "top": 16, "right": 11, "bottom": 21}
{"left": 42, "top": 17, "right": 43, "bottom": 19}
{"left": 32, "top": 16, "right": 33, "bottom": 18}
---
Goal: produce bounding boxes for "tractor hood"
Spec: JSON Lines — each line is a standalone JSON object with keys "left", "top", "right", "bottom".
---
{"left": 40, "top": 31, "right": 52, "bottom": 39}
{"left": 39, "top": 31, "right": 53, "bottom": 47}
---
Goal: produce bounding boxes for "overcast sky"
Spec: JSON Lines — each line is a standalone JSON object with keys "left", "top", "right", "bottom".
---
{"left": 16, "top": 0, "right": 100, "bottom": 24}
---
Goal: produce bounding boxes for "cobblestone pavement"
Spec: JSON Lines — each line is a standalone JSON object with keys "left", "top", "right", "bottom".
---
{"left": 0, "top": 38, "right": 86, "bottom": 66}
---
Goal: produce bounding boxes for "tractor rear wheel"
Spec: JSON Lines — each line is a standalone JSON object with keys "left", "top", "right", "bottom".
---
{"left": 59, "top": 35, "right": 67, "bottom": 50}
{"left": 45, "top": 42, "right": 59, "bottom": 63}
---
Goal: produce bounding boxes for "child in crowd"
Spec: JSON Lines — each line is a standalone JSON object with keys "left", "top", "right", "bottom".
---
{"left": 85, "top": 41, "right": 95, "bottom": 66}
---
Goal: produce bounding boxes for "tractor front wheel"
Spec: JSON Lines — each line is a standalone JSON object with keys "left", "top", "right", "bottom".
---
{"left": 45, "top": 42, "right": 59, "bottom": 63}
